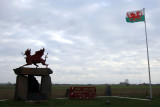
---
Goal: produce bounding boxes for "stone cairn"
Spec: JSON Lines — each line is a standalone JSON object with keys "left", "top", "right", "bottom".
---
{"left": 13, "top": 67, "right": 53, "bottom": 101}
{"left": 105, "top": 85, "right": 112, "bottom": 96}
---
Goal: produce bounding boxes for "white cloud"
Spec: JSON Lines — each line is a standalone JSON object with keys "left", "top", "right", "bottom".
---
{"left": 0, "top": 0, "right": 160, "bottom": 84}
{"left": 46, "top": 31, "right": 74, "bottom": 44}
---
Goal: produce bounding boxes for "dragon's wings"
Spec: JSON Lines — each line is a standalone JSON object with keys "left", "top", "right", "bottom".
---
{"left": 34, "top": 48, "right": 45, "bottom": 58}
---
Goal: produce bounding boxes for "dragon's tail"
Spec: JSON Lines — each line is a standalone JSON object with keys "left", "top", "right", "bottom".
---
{"left": 45, "top": 53, "right": 48, "bottom": 62}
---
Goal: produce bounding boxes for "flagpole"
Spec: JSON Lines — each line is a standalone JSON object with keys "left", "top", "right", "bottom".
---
{"left": 144, "top": 8, "right": 152, "bottom": 99}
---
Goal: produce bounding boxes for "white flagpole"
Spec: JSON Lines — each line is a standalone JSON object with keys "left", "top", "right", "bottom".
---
{"left": 143, "top": 8, "right": 152, "bottom": 99}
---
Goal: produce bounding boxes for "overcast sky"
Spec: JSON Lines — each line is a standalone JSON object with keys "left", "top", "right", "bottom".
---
{"left": 0, "top": 0, "right": 160, "bottom": 84}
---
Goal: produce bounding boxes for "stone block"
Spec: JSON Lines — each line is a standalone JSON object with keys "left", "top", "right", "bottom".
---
{"left": 106, "top": 85, "right": 112, "bottom": 96}
{"left": 13, "top": 67, "right": 53, "bottom": 76}
{"left": 40, "top": 76, "right": 52, "bottom": 99}
{"left": 15, "top": 75, "right": 28, "bottom": 100}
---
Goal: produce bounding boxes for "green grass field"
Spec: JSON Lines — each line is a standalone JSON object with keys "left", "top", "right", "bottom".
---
{"left": 52, "top": 84, "right": 160, "bottom": 98}
{"left": 0, "top": 97, "right": 160, "bottom": 107}
{"left": 1, "top": 84, "right": 160, "bottom": 99}
{"left": 0, "top": 84, "right": 160, "bottom": 107}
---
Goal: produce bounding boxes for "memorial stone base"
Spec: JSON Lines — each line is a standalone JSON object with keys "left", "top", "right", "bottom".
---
{"left": 13, "top": 67, "right": 53, "bottom": 101}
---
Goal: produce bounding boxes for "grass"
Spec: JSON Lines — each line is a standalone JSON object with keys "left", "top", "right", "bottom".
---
{"left": 0, "top": 97, "right": 160, "bottom": 107}
{"left": 0, "top": 84, "right": 160, "bottom": 107}
{"left": 52, "top": 84, "right": 160, "bottom": 98}
{"left": 0, "top": 85, "right": 15, "bottom": 99}
{"left": 1, "top": 84, "right": 160, "bottom": 99}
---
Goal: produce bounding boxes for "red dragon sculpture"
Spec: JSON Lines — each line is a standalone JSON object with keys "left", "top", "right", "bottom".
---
{"left": 127, "top": 11, "right": 142, "bottom": 22}
{"left": 22, "top": 48, "right": 48, "bottom": 68}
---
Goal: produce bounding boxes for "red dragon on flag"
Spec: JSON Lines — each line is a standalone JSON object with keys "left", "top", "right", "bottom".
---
{"left": 127, "top": 11, "right": 142, "bottom": 21}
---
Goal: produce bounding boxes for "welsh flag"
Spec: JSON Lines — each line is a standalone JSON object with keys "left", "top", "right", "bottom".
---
{"left": 126, "top": 9, "right": 145, "bottom": 23}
